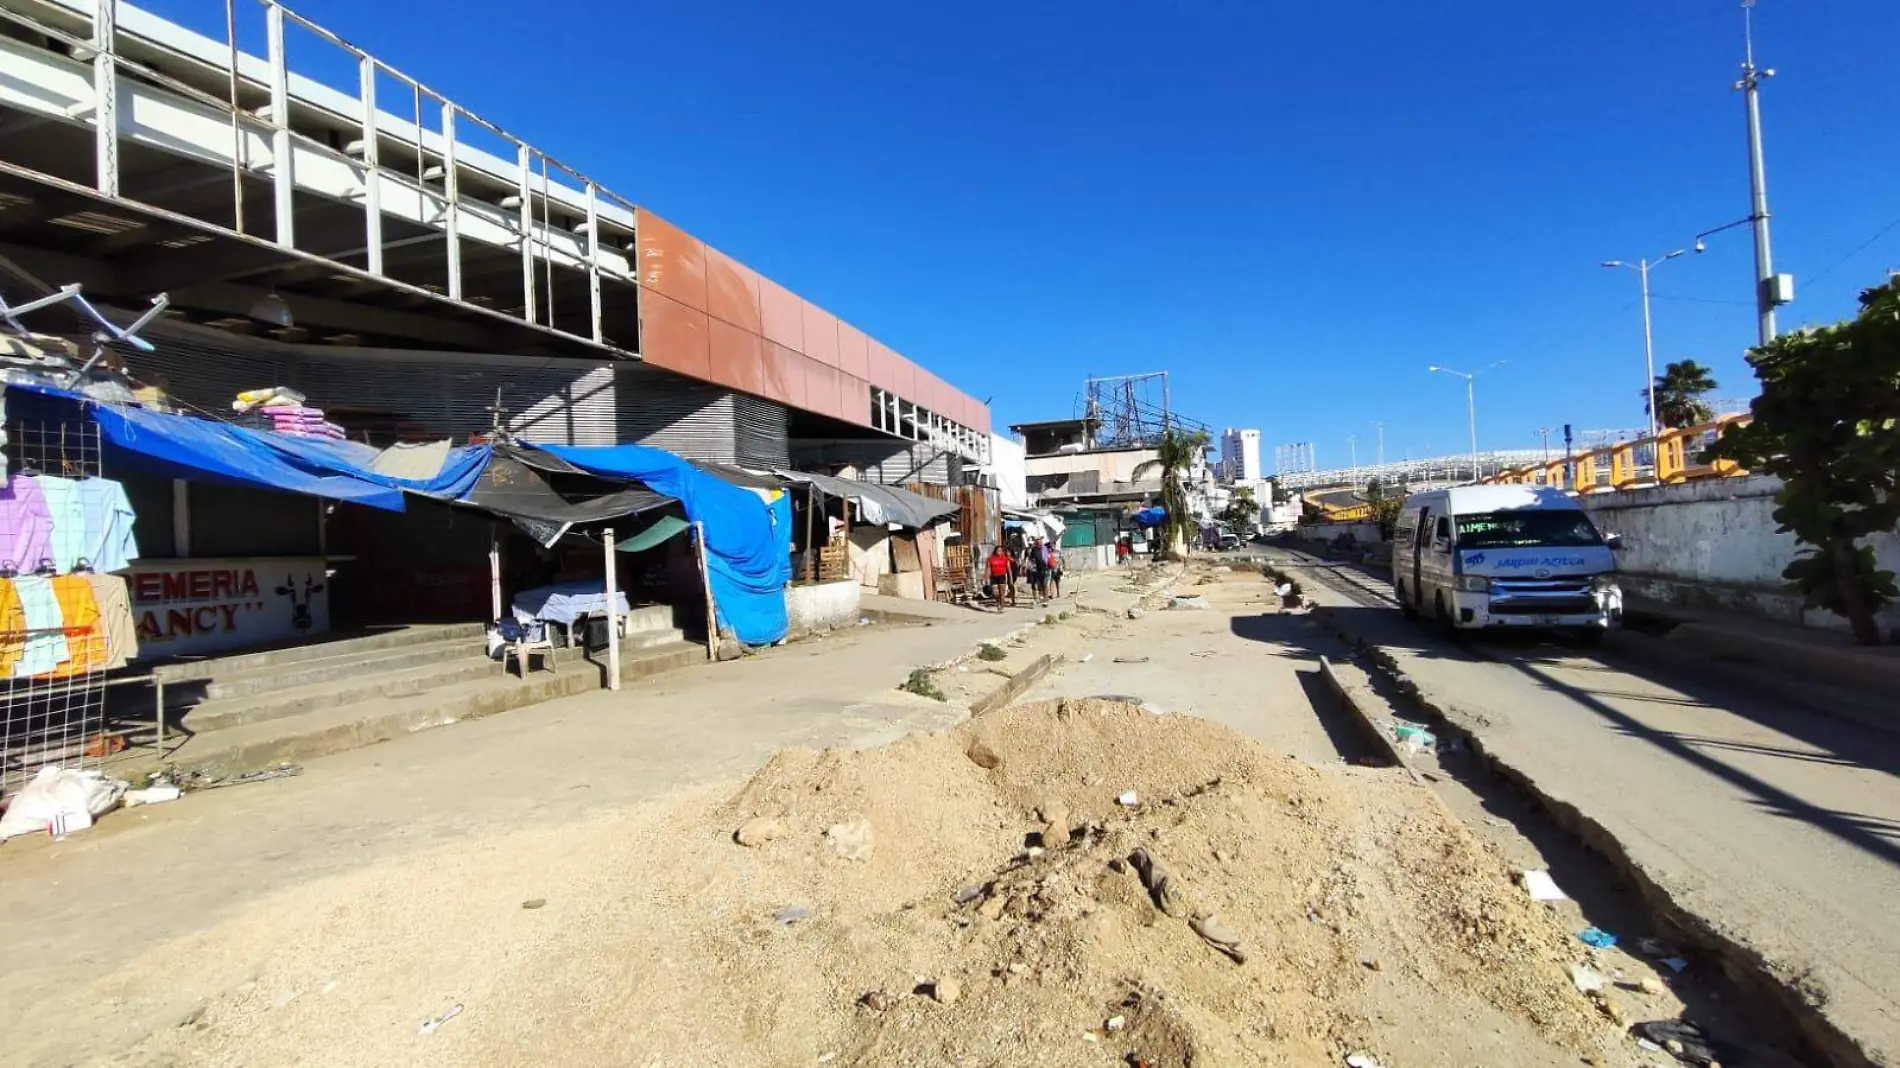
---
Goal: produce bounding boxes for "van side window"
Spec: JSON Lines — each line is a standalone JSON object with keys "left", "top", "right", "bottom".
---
{"left": 1414, "top": 509, "right": 1432, "bottom": 549}
{"left": 1434, "top": 516, "right": 1452, "bottom": 544}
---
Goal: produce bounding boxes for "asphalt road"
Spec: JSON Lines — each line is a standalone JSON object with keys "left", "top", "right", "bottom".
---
{"left": 1267, "top": 548, "right": 1900, "bottom": 1068}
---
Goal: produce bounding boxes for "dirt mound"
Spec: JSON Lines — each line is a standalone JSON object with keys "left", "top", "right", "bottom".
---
{"left": 106, "top": 698, "right": 1634, "bottom": 1067}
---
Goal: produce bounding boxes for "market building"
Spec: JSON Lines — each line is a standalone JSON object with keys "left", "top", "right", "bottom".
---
{"left": 0, "top": 0, "right": 995, "bottom": 783}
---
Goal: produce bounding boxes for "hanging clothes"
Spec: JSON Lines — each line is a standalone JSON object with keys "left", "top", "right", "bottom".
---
{"left": 0, "top": 578, "right": 23, "bottom": 676}
{"left": 11, "top": 575, "right": 67, "bottom": 676}
{"left": 36, "top": 474, "right": 87, "bottom": 574}
{"left": 45, "top": 575, "right": 102, "bottom": 677}
{"left": 73, "top": 477, "right": 137, "bottom": 573}
{"left": 0, "top": 473, "right": 53, "bottom": 576}
{"left": 84, "top": 573, "right": 137, "bottom": 670}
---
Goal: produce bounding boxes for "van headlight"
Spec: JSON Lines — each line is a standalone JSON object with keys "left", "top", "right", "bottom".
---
{"left": 1590, "top": 575, "right": 1619, "bottom": 592}
{"left": 1459, "top": 575, "right": 1490, "bottom": 592}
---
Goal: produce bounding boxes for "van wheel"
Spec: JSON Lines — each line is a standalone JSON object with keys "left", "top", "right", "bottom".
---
{"left": 1433, "top": 593, "right": 1459, "bottom": 639}
{"left": 1398, "top": 581, "right": 1418, "bottom": 619}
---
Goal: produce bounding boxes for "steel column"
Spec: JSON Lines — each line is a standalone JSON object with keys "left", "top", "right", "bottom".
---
{"left": 517, "top": 143, "right": 536, "bottom": 325}
{"left": 585, "top": 181, "right": 603, "bottom": 342}
{"left": 266, "top": 2, "right": 294, "bottom": 247}
{"left": 357, "top": 55, "right": 382, "bottom": 275}
{"left": 441, "top": 103, "right": 461, "bottom": 300}
{"left": 91, "top": 0, "right": 119, "bottom": 197}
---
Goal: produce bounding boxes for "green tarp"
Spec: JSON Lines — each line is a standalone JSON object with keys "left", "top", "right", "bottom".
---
{"left": 615, "top": 512, "right": 690, "bottom": 553}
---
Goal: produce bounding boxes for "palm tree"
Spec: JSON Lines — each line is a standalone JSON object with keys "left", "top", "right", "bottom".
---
{"left": 1644, "top": 359, "right": 1720, "bottom": 429}
{"left": 1132, "top": 428, "right": 1211, "bottom": 559}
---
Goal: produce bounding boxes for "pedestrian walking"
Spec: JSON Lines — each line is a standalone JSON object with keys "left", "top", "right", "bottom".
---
{"left": 1028, "top": 537, "right": 1050, "bottom": 603}
{"left": 1116, "top": 537, "right": 1130, "bottom": 567}
{"left": 986, "top": 544, "right": 1012, "bottom": 608}
{"left": 1048, "top": 541, "right": 1064, "bottom": 598}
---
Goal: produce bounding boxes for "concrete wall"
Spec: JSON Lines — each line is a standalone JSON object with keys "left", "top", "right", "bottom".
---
{"left": 877, "top": 571, "right": 926, "bottom": 599}
{"left": 989, "top": 434, "right": 1029, "bottom": 511}
{"left": 1060, "top": 544, "right": 1113, "bottom": 571}
{"left": 785, "top": 580, "right": 861, "bottom": 636}
{"left": 1024, "top": 447, "right": 1159, "bottom": 486}
{"left": 1296, "top": 522, "right": 1384, "bottom": 545}
{"left": 1579, "top": 475, "right": 1900, "bottom": 636}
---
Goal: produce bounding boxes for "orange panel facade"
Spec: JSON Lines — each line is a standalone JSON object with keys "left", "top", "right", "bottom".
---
{"left": 633, "top": 207, "right": 982, "bottom": 441}
{"left": 638, "top": 291, "right": 711, "bottom": 380}
{"left": 633, "top": 210, "right": 707, "bottom": 313}
{"left": 705, "top": 247, "right": 762, "bottom": 334}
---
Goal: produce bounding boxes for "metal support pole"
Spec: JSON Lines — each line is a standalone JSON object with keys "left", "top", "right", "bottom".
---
{"left": 441, "top": 103, "right": 461, "bottom": 301}
{"left": 1465, "top": 377, "right": 1478, "bottom": 482}
{"left": 265, "top": 2, "right": 294, "bottom": 248}
{"left": 517, "top": 144, "right": 537, "bottom": 326}
{"left": 488, "top": 531, "right": 502, "bottom": 622}
{"left": 585, "top": 181, "right": 603, "bottom": 342}
{"left": 1744, "top": 68, "right": 1777, "bottom": 345}
{"left": 358, "top": 56, "right": 383, "bottom": 276}
{"left": 92, "top": 0, "right": 119, "bottom": 197}
{"left": 602, "top": 527, "right": 620, "bottom": 691}
{"left": 1639, "top": 258, "right": 1658, "bottom": 440}
{"left": 693, "top": 522, "right": 718, "bottom": 661}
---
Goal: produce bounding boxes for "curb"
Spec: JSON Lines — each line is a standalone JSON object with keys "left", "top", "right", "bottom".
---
{"left": 1308, "top": 600, "right": 1878, "bottom": 1068}
{"left": 1317, "top": 655, "right": 1422, "bottom": 784}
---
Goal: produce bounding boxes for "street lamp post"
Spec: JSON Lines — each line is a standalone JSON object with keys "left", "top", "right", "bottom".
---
{"left": 1427, "top": 362, "right": 1506, "bottom": 483}
{"left": 1602, "top": 250, "right": 1685, "bottom": 440}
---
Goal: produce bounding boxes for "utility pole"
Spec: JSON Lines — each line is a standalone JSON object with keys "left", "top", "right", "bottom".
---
{"left": 1739, "top": 0, "right": 1779, "bottom": 345}
{"left": 1348, "top": 434, "right": 1358, "bottom": 485}
{"left": 1372, "top": 420, "right": 1385, "bottom": 471}
{"left": 1537, "top": 427, "right": 1552, "bottom": 466}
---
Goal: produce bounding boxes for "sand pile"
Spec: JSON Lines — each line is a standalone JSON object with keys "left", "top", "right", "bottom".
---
{"left": 104, "top": 699, "right": 1641, "bottom": 1067}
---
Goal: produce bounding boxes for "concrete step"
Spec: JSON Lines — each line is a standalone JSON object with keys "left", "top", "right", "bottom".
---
{"left": 136, "top": 640, "right": 706, "bottom": 778}
{"left": 200, "top": 635, "right": 481, "bottom": 701}
{"left": 181, "top": 653, "right": 505, "bottom": 735}
{"left": 154, "top": 622, "right": 487, "bottom": 682}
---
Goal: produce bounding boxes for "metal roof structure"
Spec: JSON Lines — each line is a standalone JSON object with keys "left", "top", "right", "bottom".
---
{"left": 0, "top": 0, "right": 990, "bottom": 461}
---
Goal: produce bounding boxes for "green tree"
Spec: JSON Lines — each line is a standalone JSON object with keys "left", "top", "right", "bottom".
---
{"left": 1646, "top": 359, "right": 1720, "bottom": 429}
{"left": 1365, "top": 477, "right": 1407, "bottom": 539}
{"left": 1708, "top": 278, "right": 1900, "bottom": 645}
{"left": 1221, "top": 485, "right": 1259, "bottom": 531}
{"left": 1133, "top": 428, "right": 1212, "bottom": 560}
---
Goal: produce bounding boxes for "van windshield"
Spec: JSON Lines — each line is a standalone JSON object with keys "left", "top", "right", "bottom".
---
{"left": 1454, "top": 510, "right": 1602, "bottom": 549}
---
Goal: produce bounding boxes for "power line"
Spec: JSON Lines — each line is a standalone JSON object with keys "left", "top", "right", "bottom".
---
{"left": 1805, "top": 216, "right": 1900, "bottom": 287}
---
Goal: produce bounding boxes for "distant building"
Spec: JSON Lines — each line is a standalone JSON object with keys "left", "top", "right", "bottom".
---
{"left": 1220, "top": 428, "right": 1262, "bottom": 484}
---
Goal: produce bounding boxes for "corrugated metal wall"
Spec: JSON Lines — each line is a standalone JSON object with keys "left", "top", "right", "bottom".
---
{"left": 111, "top": 323, "right": 789, "bottom": 466}
{"left": 790, "top": 437, "right": 951, "bottom": 486}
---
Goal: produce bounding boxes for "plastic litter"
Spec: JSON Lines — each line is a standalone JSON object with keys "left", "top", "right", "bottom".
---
{"left": 1345, "top": 1054, "right": 1382, "bottom": 1068}
{"left": 1568, "top": 963, "right": 1606, "bottom": 993}
{"left": 1079, "top": 653, "right": 1094, "bottom": 663}
{"left": 1631, "top": 1018, "right": 1736, "bottom": 1065}
{"left": 1117, "top": 790, "right": 1140, "bottom": 808}
{"left": 774, "top": 904, "right": 814, "bottom": 925}
{"left": 123, "top": 784, "right": 182, "bottom": 807}
{"left": 1390, "top": 724, "right": 1437, "bottom": 752}
{"left": 0, "top": 766, "right": 127, "bottom": 840}
{"left": 418, "top": 1003, "right": 463, "bottom": 1035}
{"left": 1660, "top": 956, "right": 1689, "bottom": 973}
{"left": 1521, "top": 869, "right": 1568, "bottom": 902}
{"left": 1578, "top": 926, "right": 1618, "bottom": 949}
{"left": 1168, "top": 595, "right": 1211, "bottom": 611}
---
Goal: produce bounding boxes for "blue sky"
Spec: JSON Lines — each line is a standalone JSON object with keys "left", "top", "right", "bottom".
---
{"left": 159, "top": 0, "right": 1900, "bottom": 467}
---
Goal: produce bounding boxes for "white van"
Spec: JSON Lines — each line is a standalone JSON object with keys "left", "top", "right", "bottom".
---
{"left": 1392, "top": 485, "right": 1621, "bottom": 642}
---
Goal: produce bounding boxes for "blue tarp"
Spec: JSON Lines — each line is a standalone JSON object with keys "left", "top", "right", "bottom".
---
{"left": 545, "top": 443, "right": 792, "bottom": 645}
{"left": 86, "top": 403, "right": 490, "bottom": 511}
{"left": 1133, "top": 506, "right": 1168, "bottom": 528}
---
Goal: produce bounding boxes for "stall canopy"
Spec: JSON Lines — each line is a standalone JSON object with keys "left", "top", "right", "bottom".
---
{"left": 543, "top": 444, "right": 792, "bottom": 646}
{"left": 775, "top": 470, "right": 959, "bottom": 529}
{"left": 1133, "top": 506, "right": 1168, "bottom": 528}
{"left": 1001, "top": 509, "right": 1065, "bottom": 542}
{"left": 15, "top": 386, "right": 486, "bottom": 511}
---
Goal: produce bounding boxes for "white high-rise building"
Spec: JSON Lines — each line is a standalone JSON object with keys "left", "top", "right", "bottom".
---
{"left": 1220, "top": 428, "right": 1262, "bottom": 484}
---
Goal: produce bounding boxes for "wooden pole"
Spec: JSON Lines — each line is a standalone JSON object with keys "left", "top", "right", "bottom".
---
{"left": 603, "top": 526, "right": 621, "bottom": 690}
{"left": 488, "top": 529, "right": 502, "bottom": 621}
{"left": 804, "top": 483, "right": 817, "bottom": 581}
{"left": 693, "top": 521, "right": 718, "bottom": 661}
